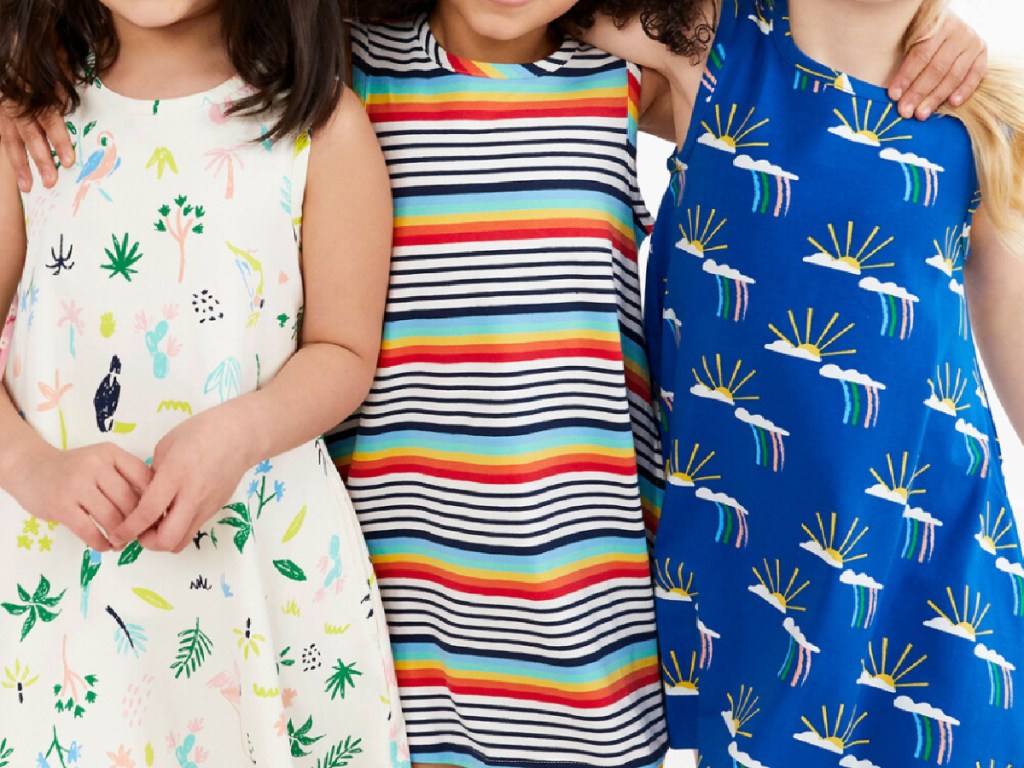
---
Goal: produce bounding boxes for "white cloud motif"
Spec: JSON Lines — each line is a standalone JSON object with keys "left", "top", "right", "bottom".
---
{"left": 800, "top": 539, "right": 844, "bottom": 569}
{"left": 859, "top": 277, "right": 919, "bottom": 302}
{"left": 903, "top": 507, "right": 943, "bottom": 526}
{"left": 748, "top": 583, "right": 788, "bottom": 614}
{"left": 735, "top": 408, "right": 789, "bottom": 435}
{"left": 857, "top": 668, "right": 896, "bottom": 693}
{"left": 840, "top": 570, "right": 883, "bottom": 590}
{"left": 865, "top": 483, "right": 908, "bottom": 505}
{"left": 955, "top": 418, "right": 988, "bottom": 442}
{"left": 828, "top": 124, "right": 881, "bottom": 147}
{"left": 820, "top": 364, "right": 886, "bottom": 389}
{"left": 996, "top": 557, "right": 1024, "bottom": 578}
{"left": 696, "top": 486, "right": 747, "bottom": 513}
{"left": 765, "top": 339, "right": 821, "bottom": 362}
{"left": 923, "top": 616, "right": 978, "bottom": 642}
{"left": 924, "top": 394, "right": 958, "bottom": 416}
{"left": 697, "top": 617, "right": 721, "bottom": 639}
{"left": 975, "top": 644, "right": 1016, "bottom": 670}
{"left": 839, "top": 756, "right": 881, "bottom": 768}
{"left": 698, "top": 132, "right": 739, "bottom": 154}
{"left": 879, "top": 148, "right": 945, "bottom": 172}
{"left": 677, "top": 235, "right": 707, "bottom": 258}
{"left": 748, "top": 14, "right": 774, "bottom": 34}
{"left": 704, "top": 259, "right": 755, "bottom": 283}
{"left": 893, "top": 696, "right": 960, "bottom": 725}
{"left": 734, "top": 154, "right": 799, "bottom": 181}
{"left": 793, "top": 730, "right": 844, "bottom": 754}
{"left": 729, "top": 741, "right": 771, "bottom": 768}
{"left": 664, "top": 682, "right": 698, "bottom": 697}
{"left": 691, "top": 383, "right": 736, "bottom": 405}
{"left": 804, "top": 251, "right": 863, "bottom": 274}
{"left": 783, "top": 617, "right": 820, "bottom": 652}
{"left": 948, "top": 278, "right": 965, "bottom": 297}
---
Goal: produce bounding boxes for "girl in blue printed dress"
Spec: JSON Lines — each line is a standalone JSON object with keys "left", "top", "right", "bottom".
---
{"left": 584, "top": 0, "right": 1024, "bottom": 765}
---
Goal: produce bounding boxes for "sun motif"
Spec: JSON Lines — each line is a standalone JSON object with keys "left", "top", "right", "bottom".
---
{"left": 795, "top": 63, "right": 853, "bottom": 93}
{"left": 655, "top": 558, "right": 698, "bottom": 602}
{"left": 677, "top": 206, "right": 728, "bottom": 258}
{"left": 925, "top": 363, "right": 970, "bottom": 416}
{"left": 663, "top": 650, "right": 700, "bottom": 696}
{"left": 723, "top": 685, "right": 760, "bottom": 738}
{"left": 692, "top": 354, "right": 759, "bottom": 404}
{"left": 868, "top": 452, "right": 930, "bottom": 502}
{"left": 700, "top": 104, "right": 770, "bottom": 153}
{"left": 801, "top": 512, "right": 868, "bottom": 568}
{"left": 976, "top": 504, "right": 1018, "bottom": 556}
{"left": 667, "top": 442, "right": 720, "bottom": 487}
{"left": 797, "top": 704, "right": 870, "bottom": 753}
{"left": 750, "top": 558, "right": 811, "bottom": 613}
{"left": 926, "top": 226, "right": 966, "bottom": 276}
{"left": 831, "top": 98, "right": 912, "bottom": 146}
{"left": 860, "top": 638, "right": 928, "bottom": 692}
{"left": 976, "top": 762, "right": 1013, "bottom": 768}
{"left": 767, "top": 308, "right": 856, "bottom": 362}
{"left": 927, "top": 585, "right": 993, "bottom": 641}
{"left": 806, "top": 222, "right": 895, "bottom": 274}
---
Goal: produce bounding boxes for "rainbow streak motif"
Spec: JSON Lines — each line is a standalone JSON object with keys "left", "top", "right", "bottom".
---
{"left": 698, "top": 618, "right": 720, "bottom": 670}
{"left": 882, "top": 148, "right": 944, "bottom": 207}
{"left": 712, "top": 273, "right": 752, "bottom": 322}
{"left": 877, "top": 293, "right": 915, "bottom": 339}
{"left": 777, "top": 635, "right": 817, "bottom": 687}
{"left": 983, "top": 659, "right": 1014, "bottom": 710}
{"left": 842, "top": 571, "right": 882, "bottom": 629}
{"left": 697, "top": 488, "right": 750, "bottom": 549}
{"left": 749, "top": 424, "right": 784, "bottom": 471}
{"left": 902, "top": 508, "right": 942, "bottom": 563}
{"left": 748, "top": 169, "right": 792, "bottom": 217}
{"left": 958, "top": 420, "right": 991, "bottom": 478}
{"left": 702, "top": 44, "right": 726, "bottom": 101}
{"left": 913, "top": 714, "right": 955, "bottom": 764}
{"left": 996, "top": 558, "right": 1024, "bottom": 618}
{"left": 838, "top": 381, "right": 882, "bottom": 428}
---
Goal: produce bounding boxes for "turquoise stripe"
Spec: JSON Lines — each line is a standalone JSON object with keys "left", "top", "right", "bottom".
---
{"left": 382, "top": 311, "right": 619, "bottom": 339}
{"left": 355, "top": 427, "right": 634, "bottom": 456}
{"left": 370, "top": 536, "right": 645, "bottom": 571}
{"left": 362, "top": 71, "right": 625, "bottom": 96}
{"left": 396, "top": 189, "right": 630, "bottom": 218}
{"left": 393, "top": 640, "right": 656, "bottom": 681}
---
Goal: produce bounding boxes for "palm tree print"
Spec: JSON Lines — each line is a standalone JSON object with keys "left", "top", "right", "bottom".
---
{"left": 37, "top": 370, "right": 73, "bottom": 449}
{"left": 204, "top": 146, "right": 245, "bottom": 199}
{"left": 2, "top": 575, "right": 66, "bottom": 641}
{"left": 154, "top": 195, "right": 205, "bottom": 283}
{"left": 57, "top": 300, "right": 84, "bottom": 358}
{"left": 324, "top": 660, "right": 362, "bottom": 701}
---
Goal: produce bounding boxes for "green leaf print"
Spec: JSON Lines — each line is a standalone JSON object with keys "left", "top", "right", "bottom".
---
{"left": 219, "top": 502, "right": 253, "bottom": 553}
{"left": 0, "top": 737, "right": 13, "bottom": 767}
{"left": 170, "top": 618, "right": 213, "bottom": 679}
{"left": 315, "top": 737, "right": 363, "bottom": 768}
{"left": 324, "top": 660, "right": 363, "bottom": 701}
{"left": 287, "top": 715, "right": 324, "bottom": 757}
{"left": 273, "top": 559, "right": 307, "bottom": 582}
{"left": 80, "top": 550, "right": 101, "bottom": 591}
{"left": 118, "top": 540, "right": 143, "bottom": 566}
{"left": 101, "top": 232, "right": 143, "bottom": 282}
{"left": 2, "top": 575, "right": 65, "bottom": 641}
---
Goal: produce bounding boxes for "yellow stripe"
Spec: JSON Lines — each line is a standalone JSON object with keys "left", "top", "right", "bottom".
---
{"left": 381, "top": 328, "right": 619, "bottom": 350}
{"left": 364, "top": 87, "right": 624, "bottom": 106}
{"left": 394, "top": 655, "right": 658, "bottom": 693}
{"left": 395, "top": 208, "right": 633, "bottom": 237}
{"left": 373, "top": 552, "right": 649, "bottom": 581}
{"left": 354, "top": 444, "right": 635, "bottom": 466}
{"left": 475, "top": 62, "right": 507, "bottom": 79}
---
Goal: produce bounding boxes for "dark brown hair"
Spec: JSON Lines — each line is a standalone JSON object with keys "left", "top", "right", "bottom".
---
{"left": 350, "top": 0, "right": 715, "bottom": 60}
{"left": 0, "top": 0, "right": 351, "bottom": 140}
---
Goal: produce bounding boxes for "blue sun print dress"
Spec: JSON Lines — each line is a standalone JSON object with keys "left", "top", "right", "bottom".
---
{"left": 645, "top": 2, "right": 1024, "bottom": 766}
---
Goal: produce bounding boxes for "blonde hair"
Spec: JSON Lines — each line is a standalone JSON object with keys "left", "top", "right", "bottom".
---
{"left": 906, "top": 0, "right": 1024, "bottom": 255}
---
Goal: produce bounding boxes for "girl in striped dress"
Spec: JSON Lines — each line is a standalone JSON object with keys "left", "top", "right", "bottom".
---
{"left": 0, "top": 4, "right": 985, "bottom": 767}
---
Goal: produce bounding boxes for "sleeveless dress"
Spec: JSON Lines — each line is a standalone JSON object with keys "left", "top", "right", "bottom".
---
{"left": 0, "top": 77, "right": 408, "bottom": 767}
{"left": 646, "top": 2, "right": 1024, "bottom": 766}
{"left": 326, "top": 17, "right": 668, "bottom": 768}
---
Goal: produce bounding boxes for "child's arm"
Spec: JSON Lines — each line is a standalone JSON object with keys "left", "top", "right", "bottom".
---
{"left": 0, "top": 139, "right": 152, "bottom": 551}
{"left": 964, "top": 209, "right": 1024, "bottom": 439}
{"left": 110, "top": 87, "right": 393, "bottom": 553}
{"left": 0, "top": 102, "right": 75, "bottom": 191}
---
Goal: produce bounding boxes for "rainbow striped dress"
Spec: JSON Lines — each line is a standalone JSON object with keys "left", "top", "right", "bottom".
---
{"left": 326, "top": 16, "right": 667, "bottom": 768}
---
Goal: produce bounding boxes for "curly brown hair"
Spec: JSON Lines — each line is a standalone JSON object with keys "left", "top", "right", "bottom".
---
{"left": 0, "top": 0, "right": 351, "bottom": 141}
{"left": 350, "top": 0, "right": 716, "bottom": 60}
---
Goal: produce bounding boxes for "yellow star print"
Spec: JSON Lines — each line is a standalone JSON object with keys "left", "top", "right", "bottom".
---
{"left": 16, "top": 535, "right": 33, "bottom": 550}
{"left": 22, "top": 518, "right": 40, "bottom": 535}
{"left": 37, "top": 536, "right": 53, "bottom": 552}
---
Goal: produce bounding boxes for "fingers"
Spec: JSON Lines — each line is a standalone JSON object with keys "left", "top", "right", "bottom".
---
{"left": 949, "top": 46, "right": 988, "bottom": 108}
{"left": 40, "top": 111, "right": 75, "bottom": 169}
{"left": 112, "top": 449, "right": 153, "bottom": 496}
{"left": 913, "top": 49, "right": 975, "bottom": 119}
{"left": 889, "top": 31, "right": 941, "bottom": 109}
{"left": 63, "top": 507, "right": 113, "bottom": 552}
{"left": 110, "top": 473, "right": 175, "bottom": 548}
{"left": 80, "top": 485, "right": 123, "bottom": 543}
{"left": 140, "top": 500, "right": 199, "bottom": 554}
{"left": 894, "top": 36, "right": 956, "bottom": 119}
{"left": 18, "top": 119, "right": 58, "bottom": 189}
{"left": 0, "top": 109, "right": 34, "bottom": 193}
{"left": 97, "top": 465, "right": 141, "bottom": 519}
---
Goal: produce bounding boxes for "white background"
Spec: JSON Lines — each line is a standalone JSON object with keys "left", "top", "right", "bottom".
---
{"left": 647, "top": 3, "right": 1024, "bottom": 765}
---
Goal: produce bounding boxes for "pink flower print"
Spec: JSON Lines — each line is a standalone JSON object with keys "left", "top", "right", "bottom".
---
{"left": 281, "top": 688, "right": 298, "bottom": 708}
{"left": 166, "top": 336, "right": 182, "bottom": 358}
{"left": 165, "top": 732, "right": 178, "bottom": 752}
{"left": 37, "top": 370, "right": 73, "bottom": 449}
{"left": 187, "top": 718, "right": 204, "bottom": 734}
{"left": 163, "top": 304, "right": 179, "bottom": 320}
{"left": 106, "top": 745, "right": 135, "bottom": 768}
{"left": 273, "top": 712, "right": 288, "bottom": 737}
{"left": 134, "top": 311, "right": 152, "bottom": 333}
{"left": 57, "top": 300, "right": 85, "bottom": 359}
{"left": 194, "top": 745, "right": 209, "bottom": 763}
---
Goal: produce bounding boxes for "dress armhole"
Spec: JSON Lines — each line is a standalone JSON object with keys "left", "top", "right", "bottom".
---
{"left": 627, "top": 62, "right": 654, "bottom": 242}
{"left": 290, "top": 131, "right": 313, "bottom": 248}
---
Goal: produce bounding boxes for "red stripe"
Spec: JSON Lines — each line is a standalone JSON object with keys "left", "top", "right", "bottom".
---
{"left": 378, "top": 343, "right": 623, "bottom": 367}
{"left": 394, "top": 223, "right": 621, "bottom": 248}
{"left": 368, "top": 104, "right": 627, "bottom": 122}
{"left": 349, "top": 456, "right": 638, "bottom": 485}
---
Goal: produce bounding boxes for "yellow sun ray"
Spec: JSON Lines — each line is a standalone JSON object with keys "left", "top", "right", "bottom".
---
{"left": 655, "top": 558, "right": 698, "bottom": 600}
{"left": 977, "top": 504, "right": 1019, "bottom": 554}
{"left": 701, "top": 104, "right": 770, "bottom": 150}
{"left": 869, "top": 451, "right": 930, "bottom": 501}
{"left": 976, "top": 762, "right": 1013, "bottom": 768}
{"left": 692, "top": 354, "right": 759, "bottom": 403}
{"left": 663, "top": 650, "right": 700, "bottom": 692}
{"left": 928, "top": 585, "right": 994, "bottom": 640}
{"left": 769, "top": 308, "right": 856, "bottom": 359}
{"left": 807, "top": 222, "right": 895, "bottom": 272}
{"left": 726, "top": 685, "right": 760, "bottom": 738}
{"left": 667, "top": 442, "right": 721, "bottom": 486}
{"left": 800, "top": 704, "right": 870, "bottom": 751}
{"left": 930, "top": 227, "right": 966, "bottom": 275}
{"left": 679, "top": 206, "right": 728, "bottom": 256}
{"left": 864, "top": 638, "right": 929, "bottom": 689}
{"left": 802, "top": 512, "right": 868, "bottom": 566}
{"left": 833, "top": 98, "right": 912, "bottom": 145}
{"left": 927, "top": 363, "right": 970, "bottom": 414}
{"left": 752, "top": 558, "right": 810, "bottom": 612}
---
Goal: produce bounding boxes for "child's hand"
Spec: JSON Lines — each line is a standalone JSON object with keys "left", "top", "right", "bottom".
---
{"left": 110, "top": 405, "right": 256, "bottom": 553}
{"left": 889, "top": 13, "right": 988, "bottom": 120}
{"left": 0, "top": 103, "right": 75, "bottom": 193}
{"left": 4, "top": 442, "right": 152, "bottom": 551}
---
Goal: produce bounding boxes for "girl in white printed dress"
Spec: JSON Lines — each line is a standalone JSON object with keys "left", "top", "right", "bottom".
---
{"left": 0, "top": 1, "right": 408, "bottom": 766}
